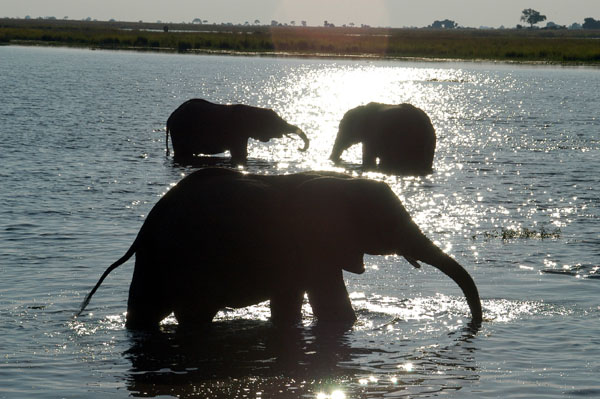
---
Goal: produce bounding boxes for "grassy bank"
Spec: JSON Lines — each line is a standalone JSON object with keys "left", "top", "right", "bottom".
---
{"left": 2, "top": 18, "right": 600, "bottom": 63}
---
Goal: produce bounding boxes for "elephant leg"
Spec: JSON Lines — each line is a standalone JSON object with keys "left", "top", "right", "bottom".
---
{"left": 229, "top": 137, "right": 249, "bottom": 165}
{"left": 362, "top": 142, "right": 377, "bottom": 169}
{"left": 378, "top": 156, "right": 404, "bottom": 173}
{"left": 126, "top": 254, "right": 172, "bottom": 330}
{"left": 270, "top": 288, "right": 304, "bottom": 325}
{"left": 171, "top": 269, "right": 221, "bottom": 328}
{"left": 307, "top": 268, "right": 356, "bottom": 323}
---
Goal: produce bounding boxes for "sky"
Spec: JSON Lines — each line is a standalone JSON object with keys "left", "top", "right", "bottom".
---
{"left": 3, "top": 0, "right": 600, "bottom": 28}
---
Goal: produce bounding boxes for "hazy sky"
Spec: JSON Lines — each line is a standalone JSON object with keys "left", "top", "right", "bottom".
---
{"left": 4, "top": 0, "right": 600, "bottom": 28}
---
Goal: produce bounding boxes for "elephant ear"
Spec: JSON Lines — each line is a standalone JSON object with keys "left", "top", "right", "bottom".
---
{"left": 290, "top": 176, "right": 375, "bottom": 274}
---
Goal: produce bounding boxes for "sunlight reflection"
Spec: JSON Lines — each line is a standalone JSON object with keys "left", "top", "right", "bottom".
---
{"left": 159, "top": 313, "right": 177, "bottom": 325}
{"left": 214, "top": 302, "right": 272, "bottom": 322}
{"left": 484, "top": 298, "right": 572, "bottom": 322}
{"left": 331, "top": 390, "right": 346, "bottom": 399}
{"left": 71, "top": 312, "right": 126, "bottom": 336}
{"left": 400, "top": 362, "right": 414, "bottom": 372}
{"left": 249, "top": 63, "right": 465, "bottom": 171}
{"left": 316, "top": 389, "right": 346, "bottom": 399}
{"left": 104, "top": 314, "right": 125, "bottom": 330}
{"left": 171, "top": 295, "right": 580, "bottom": 328}
{"left": 357, "top": 293, "right": 469, "bottom": 322}
{"left": 70, "top": 319, "right": 98, "bottom": 336}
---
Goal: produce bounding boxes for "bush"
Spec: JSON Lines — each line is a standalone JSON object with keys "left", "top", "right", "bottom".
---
{"left": 177, "top": 41, "right": 192, "bottom": 52}
{"left": 99, "top": 37, "right": 120, "bottom": 46}
{"left": 218, "top": 40, "right": 232, "bottom": 50}
{"left": 134, "top": 36, "right": 148, "bottom": 46}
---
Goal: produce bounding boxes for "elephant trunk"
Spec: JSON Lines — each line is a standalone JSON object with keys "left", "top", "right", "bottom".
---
{"left": 403, "top": 235, "right": 483, "bottom": 324}
{"left": 329, "top": 139, "right": 344, "bottom": 163}
{"left": 294, "top": 127, "right": 310, "bottom": 152}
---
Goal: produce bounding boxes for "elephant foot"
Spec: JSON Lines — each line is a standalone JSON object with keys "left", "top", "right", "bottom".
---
{"left": 229, "top": 141, "right": 249, "bottom": 166}
{"left": 125, "top": 307, "right": 170, "bottom": 330}
{"left": 126, "top": 264, "right": 172, "bottom": 330}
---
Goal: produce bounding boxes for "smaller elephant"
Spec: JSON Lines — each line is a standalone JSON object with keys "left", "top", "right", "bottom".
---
{"left": 330, "top": 103, "right": 436, "bottom": 175}
{"left": 166, "top": 99, "right": 309, "bottom": 164}
{"left": 77, "top": 168, "right": 482, "bottom": 330}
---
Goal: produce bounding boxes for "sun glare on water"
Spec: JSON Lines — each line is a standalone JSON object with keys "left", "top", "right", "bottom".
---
{"left": 316, "top": 390, "right": 346, "bottom": 399}
{"left": 256, "top": 64, "right": 447, "bottom": 171}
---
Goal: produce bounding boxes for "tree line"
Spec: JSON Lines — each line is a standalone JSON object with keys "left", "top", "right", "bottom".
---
{"left": 14, "top": 9, "right": 600, "bottom": 31}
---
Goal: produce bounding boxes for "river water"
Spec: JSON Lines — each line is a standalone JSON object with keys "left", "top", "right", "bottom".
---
{"left": 0, "top": 45, "right": 598, "bottom": 398}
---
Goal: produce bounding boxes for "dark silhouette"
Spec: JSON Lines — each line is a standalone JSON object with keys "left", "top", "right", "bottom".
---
{"left": 330, "top": 103, "right": 436, "bottom": 175}
{"left": 583, "top": 18, "right": 600, "bottom": 29}
{"left": 166, "top": 99, "right": 309, "bottom": 164}
{"left": 77, "top": 168, "right": 482, "bottom": 329}
{"left": 431, "top": 19, "right": 458, "bottom": 29}
{"left": 123, "top": 320, "right": 479, "bottom": 397}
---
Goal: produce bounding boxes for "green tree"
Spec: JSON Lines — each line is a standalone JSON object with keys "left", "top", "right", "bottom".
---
{"left": 431, "top": 19, "right": 458, "bottom": 29}
{"left": 582, "top": 18, "right": 600, "bottom": 29}
{"left": 520, "top": 9, "right": 546, "bottom": 28}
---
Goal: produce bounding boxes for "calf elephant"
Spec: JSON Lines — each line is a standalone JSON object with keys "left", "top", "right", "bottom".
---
{"left": 330, "top": 103, "right": 436, "bottom": 175}
{"left": 166, "top": 99, "right": 309, "bottom": 164}
{"left": 77, "top": 168, "right": 482, "bottom": 329}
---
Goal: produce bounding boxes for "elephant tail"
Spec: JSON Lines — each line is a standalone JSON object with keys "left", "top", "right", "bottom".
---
{"left": 75, "top": 243, "right": 137, "bottom": 318}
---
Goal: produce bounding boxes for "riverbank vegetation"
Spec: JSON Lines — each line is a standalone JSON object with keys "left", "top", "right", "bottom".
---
{"left": 2, "top": 18, "right": 600, "bottom": 63}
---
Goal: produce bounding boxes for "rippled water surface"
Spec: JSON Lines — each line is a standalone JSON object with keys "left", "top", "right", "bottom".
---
{"left": 1, "top": 46, "right": 599, "bottom": 398}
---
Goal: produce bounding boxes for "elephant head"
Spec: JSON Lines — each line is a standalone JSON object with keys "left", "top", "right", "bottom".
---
{"left": 291, "top": 175, "right": 482, "bottom": 324}
{"left": 241, "top": 106, "right": 309, "bottom": 152}
{"left": 329, "top": 104, "right": 371, "bottom": 163}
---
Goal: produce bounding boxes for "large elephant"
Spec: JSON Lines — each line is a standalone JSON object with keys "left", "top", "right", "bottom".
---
{"left": 166, "top": 99, "right": 309, "bottom": 164}
{"left": 77, "top": 168, "right": 482, "bottom": 329}
{"left": 330, "top": 103, "right": 436, "bottom": 175}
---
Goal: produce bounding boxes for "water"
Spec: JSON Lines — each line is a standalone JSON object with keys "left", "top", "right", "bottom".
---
{"left": 0, "top": 45, "right": 598, "bottom": 398}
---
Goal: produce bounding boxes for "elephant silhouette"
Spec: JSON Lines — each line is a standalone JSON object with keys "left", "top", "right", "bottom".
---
{"left": 166, "top": 99, "right": 309, "bottom": 164}
{"left": 78, "top": 168, "right": 482, "bottom": 329}
{"left": 330, "top": 103, "right": 436, "bottom": 175}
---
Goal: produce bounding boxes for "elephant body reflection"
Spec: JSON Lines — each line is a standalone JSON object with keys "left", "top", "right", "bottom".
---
{"left": 78, "top": 168, "right": 481, "bottom": 329}
{"left": 124, "top": 319, "right": 479, "bottom": 398}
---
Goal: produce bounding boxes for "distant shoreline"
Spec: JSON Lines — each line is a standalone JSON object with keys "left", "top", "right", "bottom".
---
{"left": 2, "top": 18, "right": 600, "bottom": 65}
{"left": 6, "top": 42, "right": 585, "bottom": 68}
